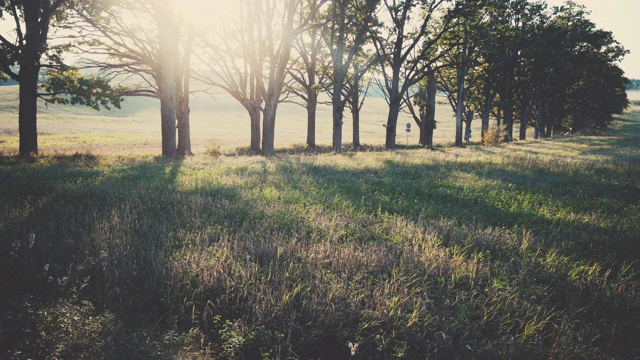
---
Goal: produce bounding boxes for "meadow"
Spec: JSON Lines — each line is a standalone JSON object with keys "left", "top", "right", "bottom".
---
{"left": 0, "top": 85, "right": 473, "bottom": 154}
{"left": 1, "top": 85, "right": 639, "bottom": 359}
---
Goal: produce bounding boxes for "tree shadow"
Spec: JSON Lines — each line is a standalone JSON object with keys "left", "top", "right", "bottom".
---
{"left": 0, "top": 155, "right": 246, "bottom": 358}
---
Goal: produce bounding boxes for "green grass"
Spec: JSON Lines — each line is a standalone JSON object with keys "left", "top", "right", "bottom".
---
{"left": 1, "top": 94, "right": 639, "bottom": 358}
{"left": 0, "top": 85, "right": 480, "bottom": 155}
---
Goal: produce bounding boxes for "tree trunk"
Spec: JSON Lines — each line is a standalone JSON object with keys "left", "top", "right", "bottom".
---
{"left": 464, "top": 110, "right": 473, "bottom": 145}
{"left": 18, "top": 64, "right": 39, "bottom": 156}
{"left": 386, "top": 99, "right": 401, "bottom": 150}
{"left": 160, "top": 86, "right": 177, "bottom": 157}
{"left": 352, "top": 106, "right": 360, "bottom": 149}
{"left": 250, "top": 106, "right": 261, "bottom": 152}
{"left": 177, "top": 27, "right": 194, "bottom": 156}
{"left": 158, "top": 2, "right": 178, "bottom": 157}
{"left": 422, "top": 71, "right": 437, "bottom": 149}
{"left": 176, "top": 97, "right": 191, "bottom": 156}
{"left": 307, "top": 89, "right": 317, "bottom": 148}
{"left": 534, "top": 105, "right": 542, "bottom": 139}
{"left": 18, "top": 5, "right": 46, "bottom": 157}
{"left": 332, "top": 84, "right": 344, "bottom": 153}
{"left": 262, "top": 98, "right": 278, "bottom": 156}
{"left": 481, "top": 84, "right": 493, "bottom": 139}
{"left": 455, "top": 64, "right": 466, "bottom": 147}
{"left": 350, "top": 80, "right": 361, "bottom": 148}
{"left": 519, "top": 105, "right": 529, "bottom": 141}
{"left": 545, "top": 109, "right": 557, "bottom": 138}
{"left": 504, "top": 98, "right": 514, "bottom": 142}
{"left": 385, "top": 67, "right": 402, "bottom": 150}
{"left": 176, "top": 63, "right": 192, "bottom": 156}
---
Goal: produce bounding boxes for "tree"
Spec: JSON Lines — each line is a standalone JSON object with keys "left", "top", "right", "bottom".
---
{"left": 405, "top": 69, "right": 437, "bottom": 148}
{"left": 176, "top": 26, "right": 195, "bottom": 155}
{"left": 344, "top": 55, "right": 374, "bottom": 148}
{"left": 323, "top": 0, "right": 379, "bottom": 153}
{"left": 287, "top": 0, "right": 327, "bottom": 148}
{"left": 627, "top": 79, "right": 640, "bottom": 91}
{"left": 73, "top": 0, "right": 194, "bottom": 157}
{"left": 371, "top": 0, "right": 455, "bottom": 150}
{"left": 196, "top": 2, "right": 263, "bottom": 152}
{"left": 0, "top": 0, "right": 123, "bottom": 156}
{"left": 257, "top": 0, "right": 328, "bottom": 156}
{"left": 436, "top": 0, "right": 489, "bottom": 146}
{"left": 525, "top": 1, "right": 628, "bottom": 136}
{"left": 202, "top": 0, "right": 326, "bottom": 156}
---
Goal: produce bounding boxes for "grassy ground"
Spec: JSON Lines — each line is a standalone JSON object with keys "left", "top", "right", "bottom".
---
{"left": 0, "top": 85, "right": 473, "bottom": 155}
{"left": 1, "top": 91, "right": 639, "bottom": 359}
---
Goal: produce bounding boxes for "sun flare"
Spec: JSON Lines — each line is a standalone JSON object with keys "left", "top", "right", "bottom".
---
{"left": 178, "top": 0, "right": 241, "bottom": 29}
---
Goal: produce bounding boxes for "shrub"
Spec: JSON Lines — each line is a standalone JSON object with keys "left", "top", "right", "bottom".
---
{"left": 483, "top": 123, "right": 507, "bottom": 146}
{"left": 205, "top": 140, "right": 222, "bottom": 158}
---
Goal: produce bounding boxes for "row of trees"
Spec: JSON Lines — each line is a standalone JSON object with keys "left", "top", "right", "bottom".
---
{"left": 0, "top": 0, "right": 631, "bottom": 157}
{"left": 628, "top": 79, "right": 640, "bottom": 91}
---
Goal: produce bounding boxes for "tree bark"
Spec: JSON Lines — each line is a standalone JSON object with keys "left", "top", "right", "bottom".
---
{"left": 332, "top": 82, "right": 344, "bottom": 153}
{"left": 17, "top": 4, "right": 48, "bottom": 157}
{"left": 455, "top": 79, "right": 465, "bottom": 147}
{"left": 177, "top": 27, "right": 194, "bottom": 156}
{"left": 176, "top": 66, "right": 192, "bottom": 156}
{"left": 351, "top": 105, "right": 360, "bottom": 149}
{"left": 386, "top": 98, "right": 401, "bottom": 150}
{"left": 519, "top": 105, "right": 530, "bottom": 141}
{"left": 349, "top": 75, "right": 362, "bottom": 149}
{"left": 534, "top": 104, "right": 542, "bottom": 139}
{"left": 176, "top": 96, "right": 191, "bottom": 155}
{"left": 307, "top": 89, "right": 317, "bottom": 148}
{"left": 18, "top": 64, "right": 39, "bottom": 156}
{"left": 159, "top": 86, "right": 177, "bottom": 157}
{"left": 262, "top": 98, "right": 278, "bottom": 156}
{"left": 425, "top": 75, "right": 436, "bottom": 148}
{"left": 250, "top": 106, "right": 261, "bottom": 152}
{"left": 481, "top": 83, "right": 493, "bottom": 140}
{"left": 385, "top": 67, "right": 402, "bottom": 150}
{"left": 158, "top": 2, "right": 178, "bottom": 157}
{"left": 504, "top": 97, "right": 514, "bottom": 142}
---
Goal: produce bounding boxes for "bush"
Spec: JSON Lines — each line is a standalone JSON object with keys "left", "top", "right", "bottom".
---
{"left": 205, "top": 140, "right": 222, "bottom": 158}
{"left": 483, "top": 123, "right": 507, "bottom": 146}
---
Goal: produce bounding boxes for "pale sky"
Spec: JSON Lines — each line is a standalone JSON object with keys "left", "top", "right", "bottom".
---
{"left": 182, "top": 0, "right": 640, "bottom": 79}
{"left": 545, "top": 0, "right": 640, "bottom": 79}
{"left": 0, "top": 0, "right": 637, "bottom": 79}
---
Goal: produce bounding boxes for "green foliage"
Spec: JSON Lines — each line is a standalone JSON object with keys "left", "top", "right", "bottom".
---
{"left": 41, "top": 68, "right": 126, "bottom": 111}
{"left": 627, "top": 79, "right": 640, "bottom": 91}
{"left": 38, "top": 298, "right": 118, "bottom": 359}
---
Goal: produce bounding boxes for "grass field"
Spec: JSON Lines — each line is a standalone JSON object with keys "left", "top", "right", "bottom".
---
{"left": 1, "top": 87, "right": 639, "bottom": 359}
{"left": 0, "top": 85, "right": 476, "bottom": 154}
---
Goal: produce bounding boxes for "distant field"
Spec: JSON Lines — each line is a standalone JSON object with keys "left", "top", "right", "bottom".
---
{"left": 0, "top": 85, "right": 478, "bottom": 154}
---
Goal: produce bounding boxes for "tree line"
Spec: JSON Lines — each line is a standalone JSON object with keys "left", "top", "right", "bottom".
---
{"left": 0, "top": 0, "right": 631, "bottom": 157}
{"left": 627, "top": 79, "right": 640, "bottom": 91}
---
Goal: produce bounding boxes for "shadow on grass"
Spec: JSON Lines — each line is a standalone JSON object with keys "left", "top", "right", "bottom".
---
{"left": 0, "top": 155, "right": 246, "bottom": 358}
{"left": 1, "top": 149, "right": 639, "bottom": 358}
{"left": 273, "top": 156, "right": 639, "bottom": 266}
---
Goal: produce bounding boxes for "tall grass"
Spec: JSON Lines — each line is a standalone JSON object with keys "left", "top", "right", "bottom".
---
{"left": 1, "top": 103, "right": 639, "bottom": 358}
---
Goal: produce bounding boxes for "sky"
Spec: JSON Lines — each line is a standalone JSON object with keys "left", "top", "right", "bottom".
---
{"left": 544, "top": 0, "right": 640, "bottom": 79}
{"left": 181, "top": 0, "right": 640, "bottom": 79}
{"left": 1, "top": 0, "right": 638, "bottom": 79}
